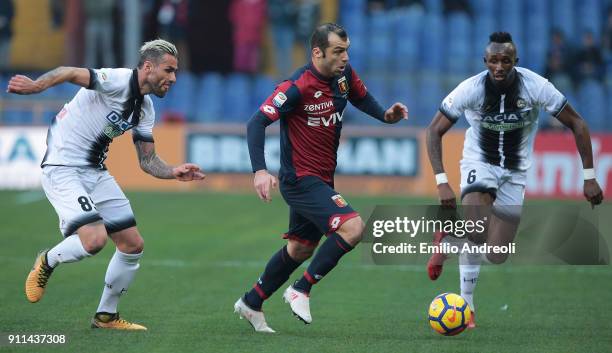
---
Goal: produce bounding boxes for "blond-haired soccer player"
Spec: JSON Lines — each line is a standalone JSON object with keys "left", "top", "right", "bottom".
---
{"left": 7, "top": 39, "right": 205, "bottom": 330}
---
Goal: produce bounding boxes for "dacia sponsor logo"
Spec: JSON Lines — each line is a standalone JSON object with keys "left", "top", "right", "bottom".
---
{"left": 304, "top": 100, "right": 334, "bottom": 112}
{"left": 103, "top": 111, "right": 134, "bottom": 138}
{"left": 307, "top": 112, "right": 343, "bottom": 127}
{"left": 480, "top": 111, "right": 530, "bottom": 131}
{"left": 482, "top": 112, "right": 529, "bottom": 122}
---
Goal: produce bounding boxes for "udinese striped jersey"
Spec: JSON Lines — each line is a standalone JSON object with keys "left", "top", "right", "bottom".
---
{"left": 41, "top": 68, "right": 155, "bottom": 170}
{"left": 439, "top": 67, "right": 567, "bottom": 171}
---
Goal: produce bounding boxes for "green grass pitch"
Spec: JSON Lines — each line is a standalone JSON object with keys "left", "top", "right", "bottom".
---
{"left": 0, "top": 190, "right": 611, "bottom": 353}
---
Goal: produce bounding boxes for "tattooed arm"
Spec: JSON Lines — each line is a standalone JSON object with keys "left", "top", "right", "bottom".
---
{"left": 135, "top": 140, "right": 174, "bottom": 179}
{"left": 7, "top": 67, "right": 91, "bottom": 95}
{"left": 135, "top": 140, "right": 206, "bottom": 181}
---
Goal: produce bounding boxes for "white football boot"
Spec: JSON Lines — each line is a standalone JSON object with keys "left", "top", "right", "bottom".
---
{"left": 283, "top": 285, "right": 312, "bottom": 324}
{"left": 233, "top": 298, "right": 276, "bottom": 333}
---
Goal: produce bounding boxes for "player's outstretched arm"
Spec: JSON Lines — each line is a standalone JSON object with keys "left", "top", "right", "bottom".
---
{"left": 7, "top": 67, "right": 90, "bottom": 95}
{"left": 427, "top": 111, "right": 456, "bottom": 208}
{"left": 555, "top": 104, "right": 604, "bottom": 207}
{"left": 135, "top": 140, "right": 205, "bottom": 181}
{"left": 351, "top": 92, "right": 407, "bottom": 124}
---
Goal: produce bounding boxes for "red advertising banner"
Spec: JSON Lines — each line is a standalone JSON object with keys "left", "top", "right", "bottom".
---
{"left": 526, "top": 132, "right": 612, "bottom": 198}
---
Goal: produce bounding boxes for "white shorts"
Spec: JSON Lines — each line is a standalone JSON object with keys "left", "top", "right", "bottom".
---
{"left": 459, "top": 159, "right": 526, "bottom": 220}
{"left": 41, "top": 166, "right": 136, "bottom": 237}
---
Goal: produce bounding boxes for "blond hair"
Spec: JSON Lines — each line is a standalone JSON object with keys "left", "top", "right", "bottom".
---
{"left": 138, "top": 39, "right": 178, "bottom": 67}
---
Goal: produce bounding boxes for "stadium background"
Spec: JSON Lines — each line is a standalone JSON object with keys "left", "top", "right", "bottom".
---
{"left": 0, "top": 0, "right": 611, "bottom": 197}
{"left": 0, "top": 1, "right": 611, "bottom": 353}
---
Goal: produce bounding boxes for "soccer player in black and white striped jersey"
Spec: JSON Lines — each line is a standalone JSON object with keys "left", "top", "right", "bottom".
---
{"left": 8, "top": 39, "right": 205, "bottom": 330}
{"left": 425, "top": 32, "right": 603, "bottom": 328}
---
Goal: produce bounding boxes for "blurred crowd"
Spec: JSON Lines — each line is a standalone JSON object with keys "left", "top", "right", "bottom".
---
{"left": 2, "top": 0, "right": 607, "bottom": 82}
{"left": 1, "top": 0, "right": 612, "bottom": 131}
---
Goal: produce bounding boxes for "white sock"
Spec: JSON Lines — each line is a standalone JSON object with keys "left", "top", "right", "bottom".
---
{"left": 442, "top": 234, "right": 467, "bottom": 247}
{"left": 96, "top": 249, "right": 142, "bottom": 314}
{"left": 440, "top": 235, "right": 467, "bottom": 259}
{"left": 46, "top": 234, "right": 92, "bottom": 268}
{"left": 459, "top": 250, "right": 481, "bottom": 312}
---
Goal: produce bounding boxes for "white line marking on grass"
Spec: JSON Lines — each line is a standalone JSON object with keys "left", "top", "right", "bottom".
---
{"left": 1, "top": 255, "right": 611, "bottom": 274}
{"left": 14, "top": 191, "right": 46, "bottom": 205}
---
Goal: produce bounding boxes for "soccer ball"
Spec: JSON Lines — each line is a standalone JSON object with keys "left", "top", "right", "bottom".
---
{"left": 428, "top": 293, "right": 471, "bottom": 336}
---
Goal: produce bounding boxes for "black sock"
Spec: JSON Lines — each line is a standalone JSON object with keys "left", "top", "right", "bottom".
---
{"left": 244, "top": 245, "right": 302, "bottom": 310}
{"left": 293, "top": 233, "right": 353, "bottom": 294}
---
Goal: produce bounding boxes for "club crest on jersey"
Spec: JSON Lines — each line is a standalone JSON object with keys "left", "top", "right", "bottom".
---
{"left": 331, "top": 194, "right": 348, "bottom": 208}
{"left": 516, "top": 98, "right": 526, "bottom": 109}
{"left": 337, "top": 76, "right": 349, "bottom": 96}
{"left": 273, "top": 92, "right": 287, "bottom": 107}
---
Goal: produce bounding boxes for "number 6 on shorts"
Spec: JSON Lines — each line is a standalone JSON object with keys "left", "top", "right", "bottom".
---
{"left": 467, "top": 169, "right": 476, "bottom": 184}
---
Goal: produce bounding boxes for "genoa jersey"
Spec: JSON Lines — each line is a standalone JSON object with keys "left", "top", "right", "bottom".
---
{"left": 258, "top": 63, "right": 368, "bottom": 184}
{"left": 42, "top": 68, "right": 155, "bottom": 170}
{"left": 440, "top": 67, "right": 567, "bottom": 171}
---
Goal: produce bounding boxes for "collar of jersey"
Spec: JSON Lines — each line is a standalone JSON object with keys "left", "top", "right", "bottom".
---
{"left": 485, "top": 68, "right": 518, "bottom": 95}
{"left": 130, "top": 68, "right": 144, "bottom": 99}
{"left": 307, "top": 62, "right": 335, "bottom": 83}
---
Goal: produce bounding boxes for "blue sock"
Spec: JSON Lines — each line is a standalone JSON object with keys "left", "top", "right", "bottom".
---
{"left": 293, "top": 233, "right": 353, "bottom": 294}
{"left": 244, "top": 245, "right": 301, "bottom": 310}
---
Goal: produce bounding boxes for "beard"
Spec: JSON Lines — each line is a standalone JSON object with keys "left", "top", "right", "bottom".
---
{"left": 152, "top": 84, "right": 169, "bottom": 98}
{"left": 153, "top": 90, "right": 167, "bottom": 98}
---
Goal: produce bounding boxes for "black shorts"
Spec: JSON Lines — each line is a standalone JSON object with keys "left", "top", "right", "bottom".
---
{"left": 279, "top": 176, "right": 359, "bottom": 246}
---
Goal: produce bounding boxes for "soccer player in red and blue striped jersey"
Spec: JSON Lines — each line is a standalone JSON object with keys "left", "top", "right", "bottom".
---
{"left": 234, "top": 23, "right": 408, "bottom": 332}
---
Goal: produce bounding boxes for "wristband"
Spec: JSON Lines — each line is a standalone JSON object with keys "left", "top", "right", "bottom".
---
{"left": 435, "top": 173, "right": 448, "bottom": 185}
{"left": 583, "top": 168, "right": 595, "bottom": 180}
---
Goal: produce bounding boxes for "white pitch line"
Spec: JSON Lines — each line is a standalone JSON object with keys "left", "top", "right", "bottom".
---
{"left": 0, "top": 255, "right": 610, "bottom": 274}
{"left": 14, "top": 191, "right": 46, "bottom": 205}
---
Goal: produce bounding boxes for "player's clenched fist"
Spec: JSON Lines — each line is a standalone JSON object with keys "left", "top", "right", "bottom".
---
{"left": 253, "top": 169, "right": 278, "bottom": 202}
{"left": 437, "top": 182, "right": 457, "bottom": 209}
{"left": 584, "top": 179, "right": 603, "bottom": 208}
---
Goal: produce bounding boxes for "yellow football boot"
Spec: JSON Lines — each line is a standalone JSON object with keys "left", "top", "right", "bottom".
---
{"left": 25, "top": 250, "right": 54, "bottom": 303}
{"left": 91, "top": 313, "right": 147, "bottom": 330}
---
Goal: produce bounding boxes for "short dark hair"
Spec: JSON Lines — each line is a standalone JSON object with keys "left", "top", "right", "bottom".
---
{"left": 489, "top": 31, "right": 513, "bottom": 44}
{"left": 310, "top": 23, "right": 348, "bottom": 52}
